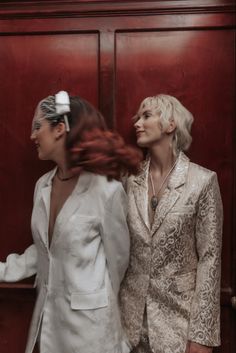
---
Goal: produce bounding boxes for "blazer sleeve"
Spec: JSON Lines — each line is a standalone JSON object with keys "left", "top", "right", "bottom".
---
{"left": 0, "top": 178, "right": 41, "bottom": 283}
{"left": 100, "top": 184, "right": 130, "bottom": 296}
{"left": 0, "top": 244, "right": 37, "bottom": 282}
{"left": 188, "top": 172, "right": 223, "bottom": 346}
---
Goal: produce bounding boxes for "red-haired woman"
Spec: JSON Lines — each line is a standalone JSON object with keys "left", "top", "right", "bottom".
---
{"left": 0, "top": 91, "right": 141, "bottom": 353}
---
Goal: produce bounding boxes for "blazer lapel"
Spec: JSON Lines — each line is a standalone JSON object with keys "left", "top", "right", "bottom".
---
{"left": 37, "top": 168, "right": 57, "bottom": 246}
{"left": 132, "top": 159, "right": 150, "bottom": 231}
{"left": 151, "top": 152, "right": 190, "bottom": 236}
{"left": 51, "top": 172, "right": 94, "bottom": 246}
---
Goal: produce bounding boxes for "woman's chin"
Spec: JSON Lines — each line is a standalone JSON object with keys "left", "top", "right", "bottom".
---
{"left": 37, "top": 153, "right": 47, "bottom": 161}
{"left": 136, "top": 139, "right": 148, "bottom": 148}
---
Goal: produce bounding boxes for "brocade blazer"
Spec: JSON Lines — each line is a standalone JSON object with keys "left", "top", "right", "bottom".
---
{"left": 0, "top": 169, "right": 131, "bottom": 353}
{"left": 120, "top": 152, "right": 223, "bottom": 353}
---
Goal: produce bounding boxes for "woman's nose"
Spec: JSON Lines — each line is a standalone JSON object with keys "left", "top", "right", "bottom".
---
{"left": 134, "top": 119, "right": 141, "bottom": 129}
{"left": 30, "top": 130, "right": 36, "bottom": 140}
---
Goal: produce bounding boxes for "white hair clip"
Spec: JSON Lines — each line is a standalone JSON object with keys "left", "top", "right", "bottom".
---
{"left": 55, "top": 90, "right": 70, "bottom": 132}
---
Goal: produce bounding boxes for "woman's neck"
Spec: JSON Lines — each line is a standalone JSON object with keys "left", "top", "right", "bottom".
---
{"left": 149, "top": 145, "right": 175, "bottom": 176}
{"left": 54, "top": 153, "right": 72, "bottom": 179}
{"left": 56, "top": 165, "right": 74, "bottom": 179}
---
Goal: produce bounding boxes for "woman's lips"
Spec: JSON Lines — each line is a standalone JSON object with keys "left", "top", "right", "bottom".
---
{"left": 136, "top": 130, "right": 144, "bottom": 137}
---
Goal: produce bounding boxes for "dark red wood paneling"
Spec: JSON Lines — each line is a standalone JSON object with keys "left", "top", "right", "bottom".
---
{"left": 0, "top": 1, "right": 235, "bottom": 352}
{"left": 0, "top": 32, "right": 99, "bottom": 351}
{"left": 0, "top": 285, "right": 35, "bottom": 353}
{"left": 0, "top": 32, "right": 99, "bottom": 256}
{"left": 115, "top": 26, "right": 235, "bottom": 352}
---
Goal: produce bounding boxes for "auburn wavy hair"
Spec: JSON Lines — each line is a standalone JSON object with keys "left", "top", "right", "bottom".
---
{"left": 65, "top": 96, "right": 142, "bottom": 180}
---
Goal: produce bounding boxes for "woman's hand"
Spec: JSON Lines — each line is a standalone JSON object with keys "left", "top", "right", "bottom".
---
{"left": 185, "top": 341, "right": 213, "bottom": 353}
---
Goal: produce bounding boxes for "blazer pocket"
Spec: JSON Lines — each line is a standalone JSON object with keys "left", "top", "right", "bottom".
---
{"left": 70, "top": 288, "right": 108, "bottom": 310}
{"left": 174, "top": 271, "right": 196, "bottom": 293}
{"left": 70, "top": 215, "right": 99, "bottom": 223}
{"left": 169, "top": 205, "right": 196, "bottom": 215}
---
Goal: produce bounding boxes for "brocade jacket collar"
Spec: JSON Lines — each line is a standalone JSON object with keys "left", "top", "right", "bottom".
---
{"left": 131, "top": 151, "right": 190, "bottom": 235}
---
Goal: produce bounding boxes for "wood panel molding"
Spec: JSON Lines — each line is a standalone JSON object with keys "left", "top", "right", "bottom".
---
{"left": 0, "top": 283, "right": 36, "bottom": 301}
{"left": 0, "top": 0, "right": 235, "bottom": 19}
{"left": 0, "top": 283, "right": 233, "bottom": 307}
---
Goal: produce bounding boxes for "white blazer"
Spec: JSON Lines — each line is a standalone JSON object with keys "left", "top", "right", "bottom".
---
{"left": 0, "top": 169, "right": 131, "bottom": 353}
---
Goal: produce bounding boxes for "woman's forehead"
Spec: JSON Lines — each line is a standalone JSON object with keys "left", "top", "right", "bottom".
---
{"left": 138, "top": 98, "right": 158, "bottom": 113}
{"left": 32, "top": 106, "right": 45, "bottom": 122}
{"left": 31, "top": 106, "right": 46, "bottom": 132}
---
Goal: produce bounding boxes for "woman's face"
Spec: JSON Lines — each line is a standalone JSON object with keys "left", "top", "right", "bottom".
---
{"left": 133, "top": 101, "right": 164, "bottom": 148}
{"left": 30, "top": 108, "right": 58, "bottom": 160}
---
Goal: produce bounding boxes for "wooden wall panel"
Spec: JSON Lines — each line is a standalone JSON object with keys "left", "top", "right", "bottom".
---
{"left": 0, "top": 286, "right": 35, "bottom": 353}
{"left": 0, "top": 33, "right": 99, "bottom": 256}
{"left": 115, "top": 28, "right": 235, "bottom": 292}
{"left": 0, "top": 32, "right": 100, "bottom": 351}
{"left": 0, "top": 1, "right": 235, "bottom": 352}
{"left": 115, "top": 28, "right": 235, "bottom": 352}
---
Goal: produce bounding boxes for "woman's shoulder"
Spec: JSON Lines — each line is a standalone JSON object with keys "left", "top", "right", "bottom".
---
{"left": 36, "top": 168, "right": 56, "bottom": 184}
{"left": 189, "top": 160, "right": 216, "bottom": 176}
{"left": 188, "top": 160, "right": 218, "bottom": 186}
{"left": 88, "top": 174, "right": 126, "bottom": 208}
{"left": 91, "top": 173, "right": 125, "bottom": 195}
{"left": 125, "top": 158, "right": 148, "bottom": 185}
{"left": 33, "top": 168, "right": 56, "bottom": 195}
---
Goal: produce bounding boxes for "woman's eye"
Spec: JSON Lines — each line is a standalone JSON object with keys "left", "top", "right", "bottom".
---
{"left": 33, "top": 121, "right": 42, "bottom": 131}
{"left": 143, "top": 112, "right": 151, "bottom": 119}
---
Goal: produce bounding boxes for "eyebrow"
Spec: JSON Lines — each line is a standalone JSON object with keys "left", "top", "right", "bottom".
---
{"left": 132, "top": 114, "right": 139, "bottom": 122}
{"left": 143, "top": 109, "right": 152, "bottom": 114}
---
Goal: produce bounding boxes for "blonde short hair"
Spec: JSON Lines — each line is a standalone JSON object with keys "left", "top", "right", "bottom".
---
{"left": 141, "top": 94, "right": 194, "bottom": 155}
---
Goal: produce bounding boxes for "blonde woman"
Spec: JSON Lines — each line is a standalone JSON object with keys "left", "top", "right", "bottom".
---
{"left": 120, "top": 94, "right": 223, "bottom": 353}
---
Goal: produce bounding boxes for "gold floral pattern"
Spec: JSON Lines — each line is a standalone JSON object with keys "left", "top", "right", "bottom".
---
{"left": 120, "top": 152, "right": 223, "bottom": 353}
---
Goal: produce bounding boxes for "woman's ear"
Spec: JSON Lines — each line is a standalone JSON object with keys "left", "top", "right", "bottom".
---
{"left": 166, "top": 118, "right": 176, "bottom": 134}
{"left": 55, "top": 122, "right": 66, "bottom": 140}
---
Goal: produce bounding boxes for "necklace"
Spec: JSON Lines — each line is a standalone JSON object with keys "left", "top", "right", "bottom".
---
{"left": 149, "top": 159, "right": 178, "bottom": 211}
{"left": 56, "top": 172, "right": 75, "bottom": 182}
